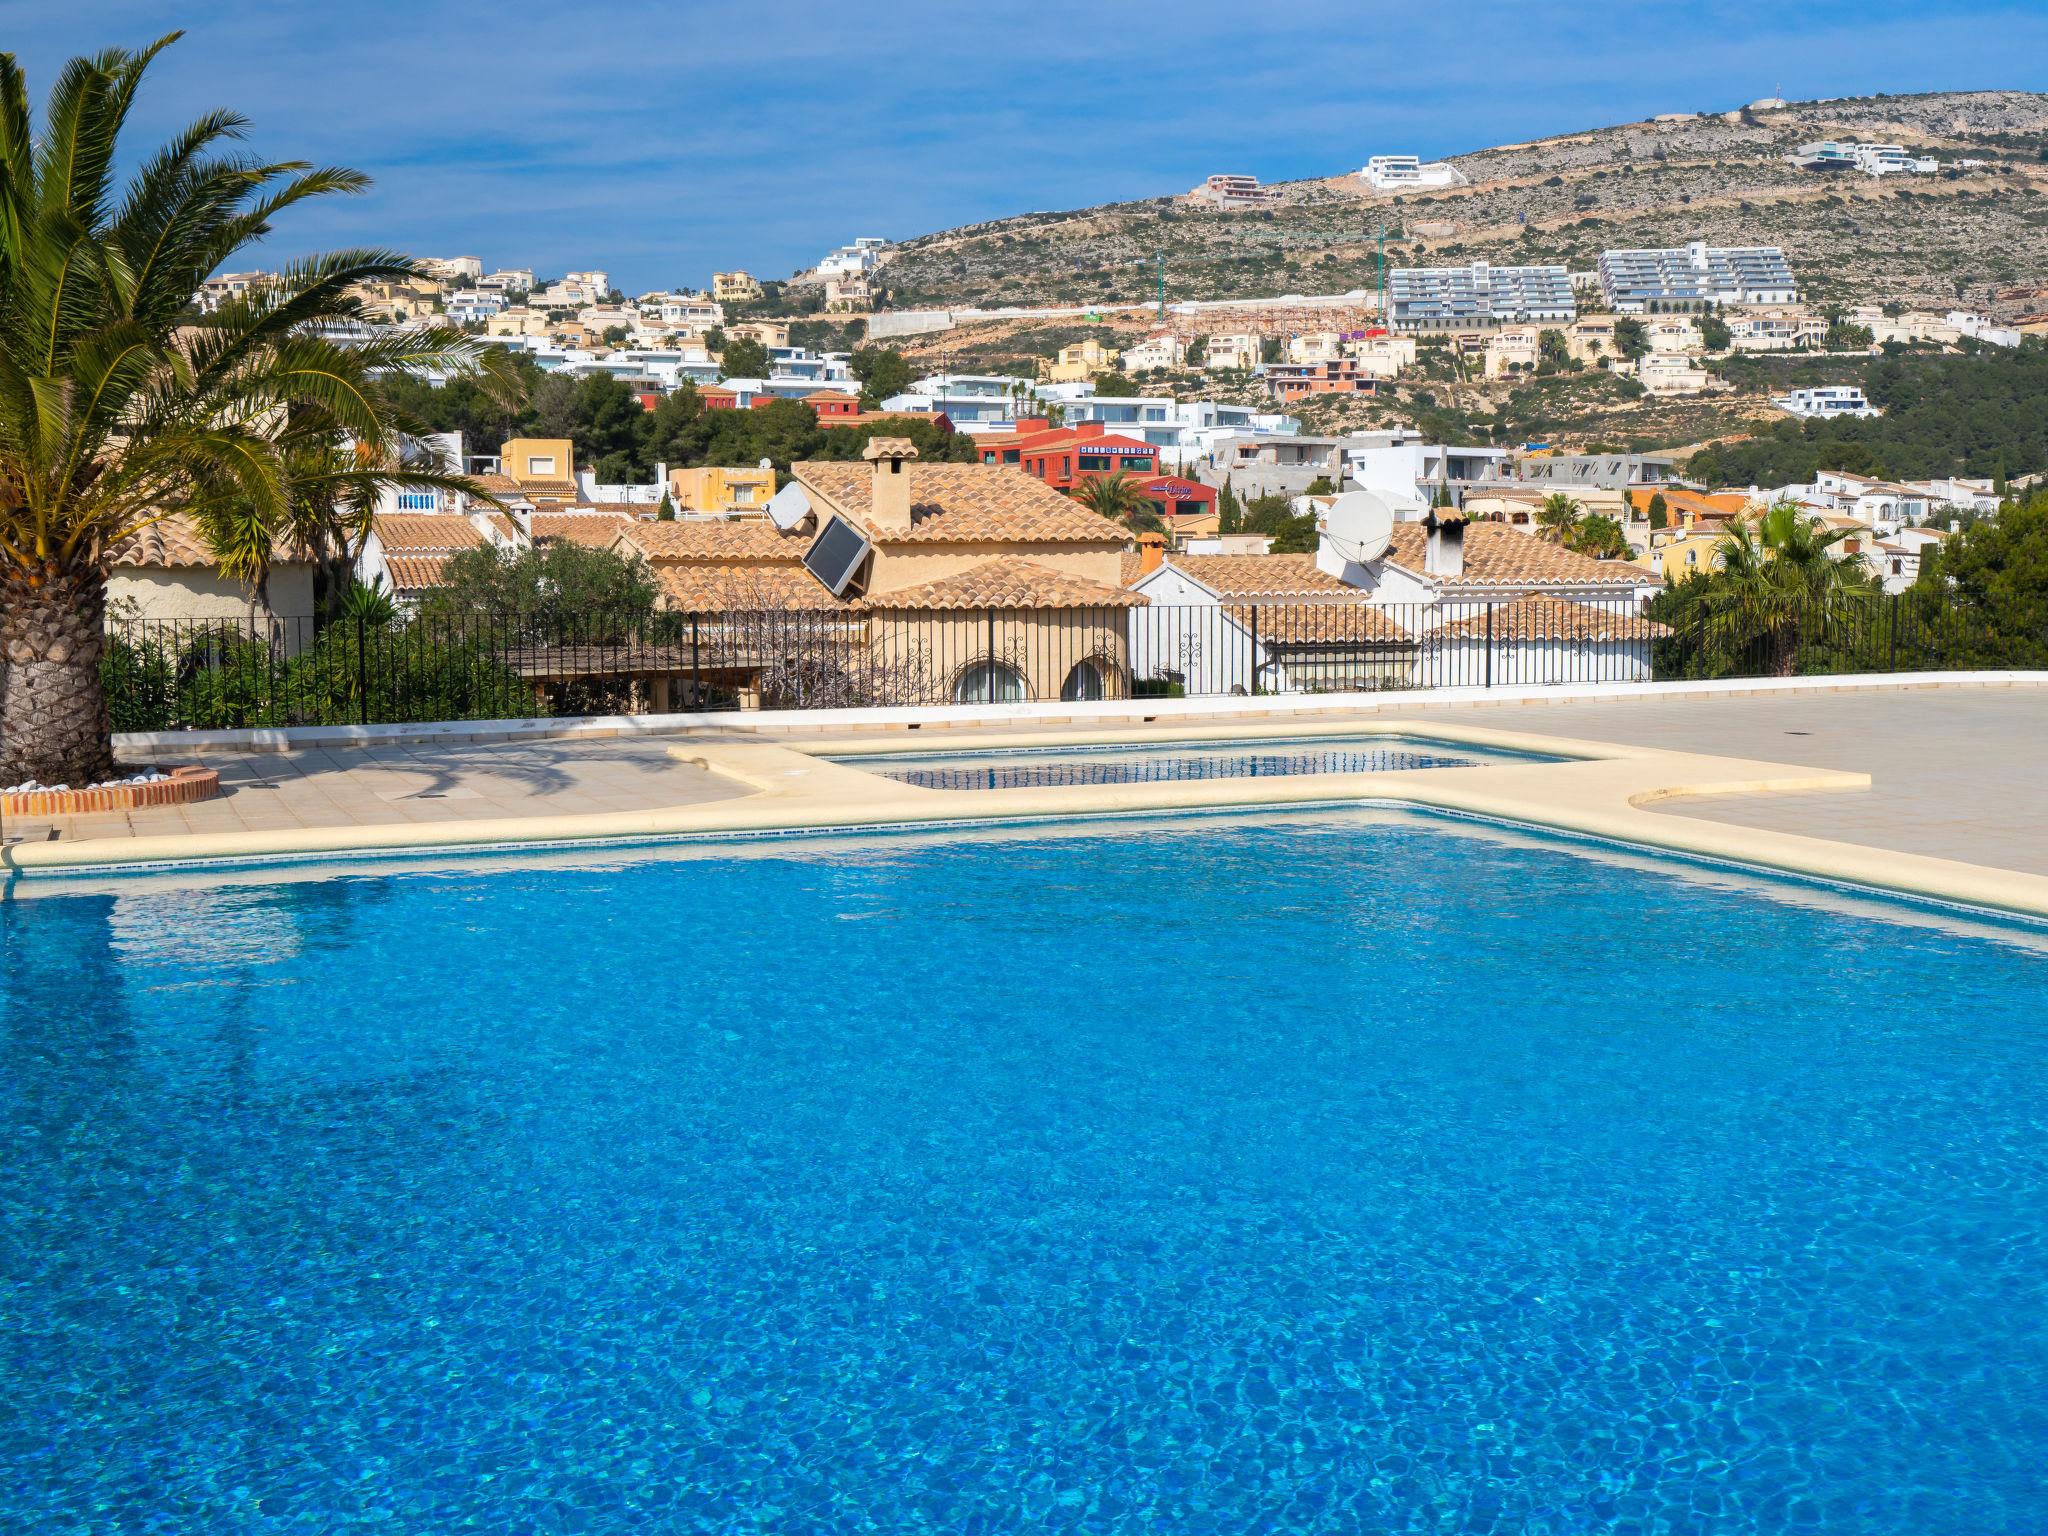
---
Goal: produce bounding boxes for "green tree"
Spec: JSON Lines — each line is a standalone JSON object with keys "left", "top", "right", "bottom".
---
{"left": 1611, "top": 317, "right": 1650, "bottom": 360}
{"left": 1217, "top": 477, "right": 1242, "bottom": 534}
{"left": 1537, "top": 328, "right": 1572, "bottom": 373}
{"left": 1304, "top": 476, "right": 1336, "bottom": 496}
{"left": 850, "top": 346, "right": 912, "bottom": 407}
{"left": 415, "top": 541, "right": 659, "bottom": 634}
{"left": 1070, "top": 471, "right": 1162, "bottom": 533}
{"left": 1241, "top": 493, "right": 1297, "bottom": 534}
{"left": 1647, "top": 493, "right": 1670, "bottom": 531}
{"left": 1266, "top": 513, "right": 1320, "bottom": 554}
{"left": 1697, "top": 312, "right": 1732, "bottom": 352}
{"left": 1701, "top": 500, "right": 1877, "bottom": 675}
{"left": 0, "top": 34, "right": 496, "bottom": 784}
{"left": 1535, "top": 493, "right": 1584, "bottom": 543}
{"left": 718, "top": 334, "right": 770, "bottom": 379}
{"left": 1567, "top": 512, "right": 1629, "bottom": 560}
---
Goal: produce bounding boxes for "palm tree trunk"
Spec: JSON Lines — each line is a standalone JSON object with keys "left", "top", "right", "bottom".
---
{"left": 0, "top": 555, "right": 117, "bottom": 786}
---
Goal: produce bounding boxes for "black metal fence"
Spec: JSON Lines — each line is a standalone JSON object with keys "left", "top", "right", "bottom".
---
{"left": 101, "top": 591, "right": 2041, "bottom": 733}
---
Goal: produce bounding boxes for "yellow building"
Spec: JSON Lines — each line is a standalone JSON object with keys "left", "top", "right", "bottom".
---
{"left": 498, "top": 438, "right": 579, "bottom": 500}
{"left": 1038, "top": 337, "right": 1122, "bottom": 384}
{"left": 668, "top": 464, "right": 777, "bottom": 516}
{"left": 713, "top": 271, "right": 763, "bottom": 304}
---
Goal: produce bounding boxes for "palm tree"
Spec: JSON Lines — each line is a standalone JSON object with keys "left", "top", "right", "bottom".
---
{"left": 1705, "top": 499, "right": 1876, "bottom": 675}
{"left": 0, "top": 36, "right": 506, "bottom": 784}
{"left": 1071, "top": 471, "right": 1160, "bottom": 533}
{"left": 1535, "top": 493, "right": 1583, "bottom": 544}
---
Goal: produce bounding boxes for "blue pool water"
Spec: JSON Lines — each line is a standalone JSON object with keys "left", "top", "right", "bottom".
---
{"left": 836, "top": 734, "right": 1557, "bottom": 791}
{"left": 4, "top": 811, "right": 2047, "bottom": 1533}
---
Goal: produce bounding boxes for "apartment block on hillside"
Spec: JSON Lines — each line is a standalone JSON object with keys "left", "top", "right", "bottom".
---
{"left": 1388, "top": 262, "right": 1575, "bottom": 332}
{"left": 1598, "top": 243, "right": 1798, "bottom": 312}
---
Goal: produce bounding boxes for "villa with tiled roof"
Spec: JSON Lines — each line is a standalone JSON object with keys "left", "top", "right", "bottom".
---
{"left": 609, "top": 440, "right": 1140, "bottom": 703}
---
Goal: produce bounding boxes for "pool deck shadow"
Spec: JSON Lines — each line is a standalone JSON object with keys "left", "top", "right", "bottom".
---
{"left": 8, "top": 708, "right": 2048, "bottom": 920}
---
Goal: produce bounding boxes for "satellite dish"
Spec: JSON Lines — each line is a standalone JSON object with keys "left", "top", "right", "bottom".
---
{"left": 1323, "top": 489, "right": 1395, "bottom": 562}
{"left": 766, "top": 481, "right": 812, "bottom": 531}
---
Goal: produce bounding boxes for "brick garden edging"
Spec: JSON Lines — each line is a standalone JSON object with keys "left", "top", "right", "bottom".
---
{"left": 3, "top": 765, "right": 220, "bottom": 819}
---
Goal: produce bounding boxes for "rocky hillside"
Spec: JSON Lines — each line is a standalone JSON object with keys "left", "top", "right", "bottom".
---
{"left": 879, "top": 92, "right": 2048, "bottom": 318}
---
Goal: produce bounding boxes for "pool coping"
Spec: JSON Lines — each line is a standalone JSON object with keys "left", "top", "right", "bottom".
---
{"left": 11, "top": 706, "right": 2048, "bottom": 920}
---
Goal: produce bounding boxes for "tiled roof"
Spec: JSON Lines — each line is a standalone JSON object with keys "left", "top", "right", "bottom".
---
{"left": 110, "top": 514, "right": 316, "bottom": 567}
{"left": 1226, "top": 602, "right": 1411, "bottom": 644}
{"left": 110, "top": 515, "right": 222, "bottom": 568}
{"left": 373, "top": 514, "right": 485, "bottom": 553}
{"left": 792, "top": 461, "right": 1125, "bottom": 545}
{"left": 868, "top": 558, "right": 1147, "bottom": 611}
{"left": 471, "top": 473, "right": 533, "bottom": 502}
{"left": 512, "top": 476, "right": 581, "bottom": 502}
{"left": 654, "top": 564, "right": 847, "bottom": 613}
{"left": 1120, "top": 550, "right": 1145, "bottom": 586}
{"left": 1432, "top": 593, "right": 1669, "bottom": 642}
{"left": 385, "top": 554, "right": 454, "bottom": 593}
{"left": 615, "top": 520, "right": 796, "bottom": 560}
{"left": 1385, "top": 524, "right": 1650, "bottom": 587}
{"left": 1164, "top": 554, "right": 1362, "bottom": 599}
{"left": 485, "top": 512, "right": 522, "bottom": 542}
{"left": 535, "top": 511, "right": 637, "bottom": 548}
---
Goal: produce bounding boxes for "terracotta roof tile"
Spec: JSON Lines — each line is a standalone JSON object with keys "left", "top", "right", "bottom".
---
{"left": 385, "top": 554, "right": 454, "bottom": 593}
{"left": 1431, "top": 593, "right": 1669, "bottom": 642}
{"left": 1386, "top": 524, "right": 1650, "bottom": 587}
{"left": 1161, "top": 553, "right": 1359, "bottom": 598}
{"left": 111, "top": 514, "right": 317, "bottom": 567}
{"left": 373, "top": 514, "right": 485, "bottom": 554}
{"left": 534, "top": 511, "right": 637, "bottom": 548}
{"left": 1224, "top": 602, "right": 1411, "bottom": 644}
{"left": 792, "top": 461, "right": 1125, "bottom": 545}
{"left": 616, "top": 520, "right": 796, "bottom": 560}
{"left": 868, "top": 558, "right": 1147, "bottom": 611}
{"left": 654, "top": 564, "right": 850, "bottom": 613}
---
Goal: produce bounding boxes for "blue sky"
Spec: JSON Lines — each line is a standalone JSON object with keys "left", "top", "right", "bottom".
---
{"left": 7, "top": 1, "right": 2048, "bottom": 293}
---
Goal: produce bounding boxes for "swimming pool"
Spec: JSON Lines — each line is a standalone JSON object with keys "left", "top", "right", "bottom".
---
{"left": 833, "top": 733, "right": 1559, "bottom": 790}
{"left": 5, "top": 809, "right": 2045, "bottom": 1532}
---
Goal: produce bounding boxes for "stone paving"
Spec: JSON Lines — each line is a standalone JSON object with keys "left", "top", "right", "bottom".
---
{"left": 5, "top": 685, "right": 2042, "bottom": 879}
{"left": 1388, "top": 687, "right": 2048, "bottom": 877}
{"left": 1, "top": 738, "right": 748, "bottom": 847}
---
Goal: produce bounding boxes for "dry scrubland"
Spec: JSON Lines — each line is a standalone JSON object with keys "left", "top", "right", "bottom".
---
{"left": 881, "top": 92, "right": 2048, "bottom": 320}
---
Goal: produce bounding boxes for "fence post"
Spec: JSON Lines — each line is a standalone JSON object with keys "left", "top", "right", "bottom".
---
{"left": 689, "top": 614, "right": 702, "bottom": 710}
{"left": 1484, "top": 601, "right": 1494, "bottom": 689}
{"left": 355, "top": 614, "right": 369, "bottom": 726}
{"left": 1248, "top": 605, "right": 1259, "bottom": 695}
{"left": 1888, "top": 592, "right": 1899, "bottom": 674}
{"left": 986, "top": 608, "right": 996, "bottom": 698}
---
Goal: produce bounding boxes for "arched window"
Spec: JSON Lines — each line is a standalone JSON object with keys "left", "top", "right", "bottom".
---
{"left": 1060, "top": 660, "right": 1106, "bottom": 701}
{"left": 954, "top": 661, "right": 1026, "bottom": 704}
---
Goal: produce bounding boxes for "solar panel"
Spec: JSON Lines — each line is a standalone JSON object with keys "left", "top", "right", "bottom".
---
{"left": 802, "top": 514, "right": 871, "bottom": 597}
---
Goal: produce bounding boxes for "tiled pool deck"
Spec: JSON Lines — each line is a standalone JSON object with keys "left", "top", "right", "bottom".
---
{"left": 5, "top": 679, "right": 2046, "bottom": 914}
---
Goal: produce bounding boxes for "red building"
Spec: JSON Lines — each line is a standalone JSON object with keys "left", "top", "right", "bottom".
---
{"left": 978, "top": 419, "right": 1217, "bottom": 527}
{"left": 697, "top": 385, "right": 740, "bottom": 411}
{"left": 1265, "top": 360, "right": 1381, "bottom": 404}
{"left": 803, "top": 389, "right": 862, "bottom": 419}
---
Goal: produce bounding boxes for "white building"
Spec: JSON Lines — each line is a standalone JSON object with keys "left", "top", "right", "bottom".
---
{"left": 815, "top": 237, "right": 888, "bottom": 280}
{"left": 418, "top": 255, "right": 484, "bottom": 282}
{"left": 1203, "top": 334, "right": 1262, "bottom": 372}
{"left": 1388, "top": 262, "right": 1576, "bottom": 332}
{"left": 1599, "top": 242, "right": 1798, "bottom": 312}
{"left": 1360, "top": 155, "right": 1464, "bottom": 192}
{"left": 446, "top": 290, "right": 507, "bottom": 325}
{"left": 1948, "top": 311, "right": 2023, "bottom": 349}
{"left": 1126, "top": 503, "right": 1658, "bottom": 694}
{"left": 1343, "top": 433, "right": 1512, "bottom": 510}
{"left": 1773, "top": 385, "right": 1879, "bottom": 419}
{"left": 477, "top": 268, "right": 534, "bottom": 294}
{"left": 1791, "top": 141, "right": 1937, "bottom": 176}
{"left": 1123, "top": 333, "right": 1188, "bottom": 371}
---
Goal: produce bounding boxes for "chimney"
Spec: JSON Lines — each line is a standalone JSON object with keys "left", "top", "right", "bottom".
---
{"left": 1424, "top": 506, "right": 1468, "bottom": 580}
{"left": 1015, "top": 415, "right": 1051, "bottom": 435}
{"left": 863, "top": 436, "right": 920, "bottom": 532}
{"left": 1137, "top": 530, "right": 1167, "bottom": 576}
{"left": 1076, "top": 421, "right": 1108, "bottom": 439}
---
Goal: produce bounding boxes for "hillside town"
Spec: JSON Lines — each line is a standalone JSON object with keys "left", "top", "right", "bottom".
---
{"left": 148, "top": 210, "right": 2038, "bottom": 684}
{"left": 10, "top": 29, "right": 2048, "bottom": 1536}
